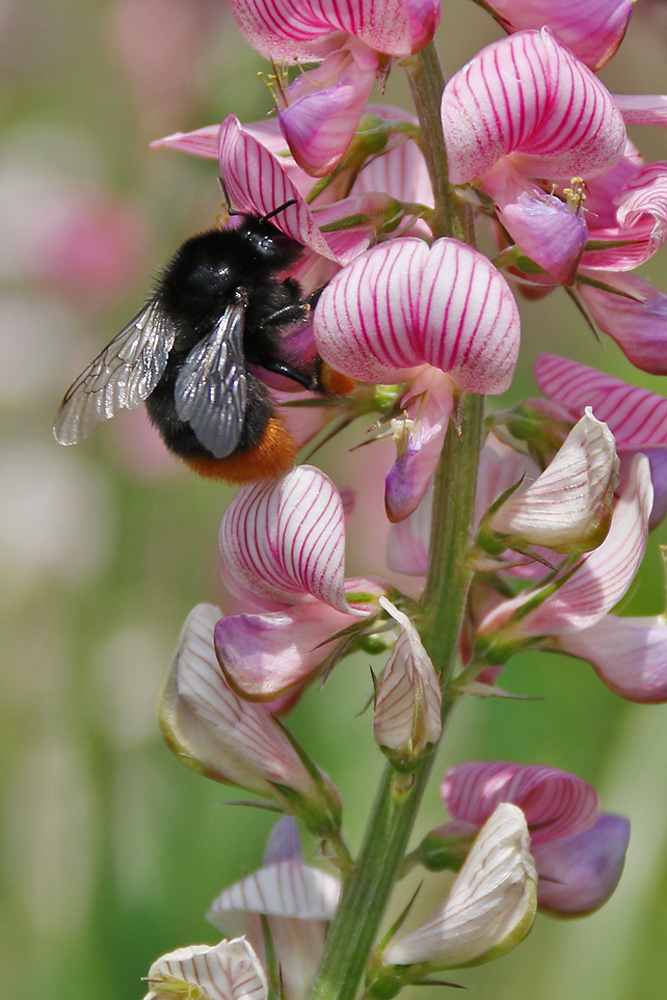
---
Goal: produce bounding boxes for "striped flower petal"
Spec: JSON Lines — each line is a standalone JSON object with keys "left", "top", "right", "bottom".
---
{"left": 442, "top": 761, "right": 600, "bottom": 847}
{"left": 219, "top": 115, "right": 370, "bottom": 264}
{"left": 554, "top": 614, "right": 667, "bottom": 703}
{"left": 381, "top": 803, "right": 536, "bottom": 969}
{"left": 219, "top": 466, "right": 351, "bottom": 614}
{"left": 158, "top": 604, "right": 343, "bottom": 831}
{"left": 208, "top": 859, "right": 341, "bottom": 926}
{"left": 373, "top": 597, "right": 441, "bottom": 761}
{"left": 228, "top": 0, "right": 439, "bottom": 60}
{"left": 442, "top": 29, "right": 626, "bottom": 184}
{"left": 144, "top": 938, "right": 267, "bottom": 1000}
{"left": 214, "top": 578, "right": 384, "bottom": 699}
{"left": 535, "top": 354, "right": 667, "bottom": 449}
{"left": 481, "top": 0, "right": 633, "bottom": 71}
{"left": 313, "top": 237, "right": 520, "bottom": 393}
{"left": 478, "top": 455, "right": 653, "bottom": 639}
{"left": 486, "top": 409, "right": 618, "bottom": 555}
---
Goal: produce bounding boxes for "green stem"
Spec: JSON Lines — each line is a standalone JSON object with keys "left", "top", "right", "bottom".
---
{"left": 307, "top": 44, "right": 485, "bottom": 1000}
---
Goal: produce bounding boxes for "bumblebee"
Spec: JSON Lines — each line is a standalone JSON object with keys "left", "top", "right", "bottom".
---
{"left": 54, "top": 201, "right": 345, "bottom": 482}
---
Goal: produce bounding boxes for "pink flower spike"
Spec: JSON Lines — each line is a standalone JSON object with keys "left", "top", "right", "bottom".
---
{"left": 373, "top": 597, "right": 441, "bottom": 762}
{"left": 442, "top": 762, "right": 600, "bottom": 848}
{"left": 228, "top": 0, "right": 439, "bottom": 60}
{"left": 481, "top": 0, "right": 633, "bottom": 71}
{"left": 381, "top": 803, "right": 536, "bottom": 969}
{"left": 214, "top": 579, "right": 384, "bottom": 699}
{"left": 313, "top": 238, "right": 520, "bottom": 392}
{"left": 534, "top": 813, "right": 630, "bottom": 915}
{"left": 554, "top": 614, "right": 667, "bottom": 703}
{"left": 219, "top": 466, "right": 352, "bottom": 614}
{"left": 442, "top": 30, "right": 626, "bottom": 184}
{"left": 486, "top": 409, "right": 619, "bottom": 555}
{"left": 143, "top": 938, "right": 267, "bottom": 1000}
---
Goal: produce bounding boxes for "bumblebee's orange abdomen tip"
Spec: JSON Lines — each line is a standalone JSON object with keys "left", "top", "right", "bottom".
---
{"left": 319, "top": 364, "right": 356, "bottom": 395}
{"left": 184, "top": 416, "right": 297, "bottom": 484}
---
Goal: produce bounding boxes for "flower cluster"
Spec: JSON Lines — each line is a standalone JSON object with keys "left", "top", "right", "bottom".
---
{"left": 130, "top": 0, "right": 667, "bottom": 995}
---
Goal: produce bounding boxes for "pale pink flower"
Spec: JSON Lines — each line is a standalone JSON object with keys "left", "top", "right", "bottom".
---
{"left": 380, "top": 804, "right": 536, "bottom": 970}
{"left": 158, "top": 604, "right": 343, "bottom": 834}
{"left": 143, "top": 937, "right": 267, "bottom": 1000}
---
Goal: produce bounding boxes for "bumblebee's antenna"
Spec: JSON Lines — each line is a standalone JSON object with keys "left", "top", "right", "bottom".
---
{"left": 217, "top": 176, "right": 297, "bottom": 224}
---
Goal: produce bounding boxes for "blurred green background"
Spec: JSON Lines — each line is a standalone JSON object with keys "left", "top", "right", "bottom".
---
{"left": 2, "top": 1, "right": 667, "bottom": 998}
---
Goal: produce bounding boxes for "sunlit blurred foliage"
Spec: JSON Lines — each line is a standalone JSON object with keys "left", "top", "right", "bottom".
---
{"left": 2, "top": 2, "right": 667, "bottom": 1000}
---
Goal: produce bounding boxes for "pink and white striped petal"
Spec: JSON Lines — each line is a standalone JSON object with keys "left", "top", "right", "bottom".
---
{"left": 313, "top": 237, "right": 520, "bottom": 392}
{"left": 373, "top": 597, "right": 441, "bottom": 760}
{"left": 487, "top": 409, "right": 618, "bottom": 555}
{"left": 214, "top": 579, "right": 384, "bottom": 699}
{"left": 228, "top": 0, "right": 439, "bottom": 61}
{"left": 554, "top": 614, "right": 667, "bottom": 703}
{"left": 534, "top": 354, "right": 667, "bottom": 450}
{"left": 144, "top": 938, "right": 267, "bottom": 1000}
{"left": 382, "top": 803, "right": 536, "bottom": 968}
{"left": 442, "top": 761, "right": 600, "bottom": 847}
{"left": 480, "top": 0, "right": 633, "bottom": 71}
{"left": 219, "top": 115, "right": 369, "bottom": 264}
{"left": 533, "top": 813, "right": 630, "bottom": 914}
{"left": 219, "top": 466, "right": 351, "bottom": 614}
{"left": 159, "top": 604, "right": 343, "bottom": 823}
{"left": 441, "top": 29, "right": 626, "bottom": 184}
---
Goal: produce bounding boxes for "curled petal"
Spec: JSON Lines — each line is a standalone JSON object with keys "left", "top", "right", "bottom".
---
{"left": 534, "top": 813, "right": 630, "bottom": 914}
{"left": 479, "top": 455, "right": 653, "bottom": 638}
{"left": 158, "top": 604, "right": 343, "bottom": 830}
{"left": 313, "top": 237, "right": 520, "bottom": 392}
{"left": 481, "top": 0, "right": 633, "bottom": 70}
{"left": 214, "top": 580, "right": 383, "bottom": 699}
{"left": 382, "top": 804, "right": 536, "bottom": 968}
{"left": 555, "top": 614, "right": 667, "bottom": 703}
{"left": 442, "top": 29, "right": 626, "bottom": 183}
{"left": 442, "top": 762, "right": 600, "bottom": 847}
{"left": 487, "top": 409, "right": 618, "bottom": 554}
{"left": 219, "top": 466, "right": 351, "bottom": 613}
{"left": 613, "top": 94, "right": 667, "bottom": 126}
{"left": 373, "top": 597, "right": 441, "bottom": 760}
{"left": 144, "top": 938, "right": 267, "bottom": 1000}
{"left": 228, "top": 0, "right": 439, "bottom": 60}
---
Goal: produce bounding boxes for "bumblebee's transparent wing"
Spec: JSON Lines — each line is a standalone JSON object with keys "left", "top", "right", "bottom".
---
{"left": 54, "top": 300, "right": 175, "bottom": 445}
{"left": 174, "top": 297, "right": 247, "bottom": 458}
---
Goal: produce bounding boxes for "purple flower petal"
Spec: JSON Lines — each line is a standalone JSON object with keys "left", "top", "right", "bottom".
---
{"left": 534, "top": 813, "right": 630, "bottom": 914}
